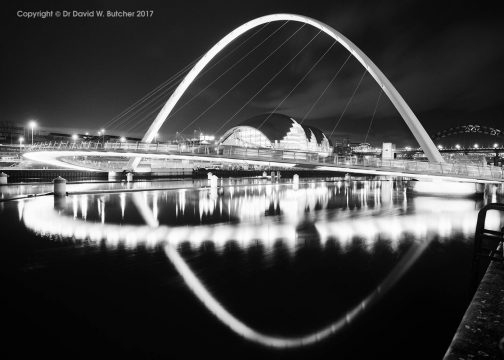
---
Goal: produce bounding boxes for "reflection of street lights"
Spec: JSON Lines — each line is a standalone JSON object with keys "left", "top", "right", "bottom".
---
{"left": 28, "top": 120, "right": 36, "bottom": 145}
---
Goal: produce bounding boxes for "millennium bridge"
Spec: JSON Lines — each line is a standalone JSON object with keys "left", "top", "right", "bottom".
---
{"left": 23, "top": 140, "right": 504, "bottom": 183}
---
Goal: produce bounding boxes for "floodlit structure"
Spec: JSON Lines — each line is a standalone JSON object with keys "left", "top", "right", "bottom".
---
{"left": 127, "top": 13, "right": 444, "bottom": 170}
{"left": 219, "top": 114, "right": 332, "bottom": 154}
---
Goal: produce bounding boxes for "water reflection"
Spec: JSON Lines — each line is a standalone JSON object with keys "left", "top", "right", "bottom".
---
{"left": 17, "top": 179, "right": 504, "bottom": 348}
{"left": 21, "top": 180, "right": 503, "bottom": 252}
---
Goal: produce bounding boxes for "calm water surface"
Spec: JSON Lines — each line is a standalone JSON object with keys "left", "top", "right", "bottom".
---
{"left": 1, "top": 178, "right": 503, "bottom": 359}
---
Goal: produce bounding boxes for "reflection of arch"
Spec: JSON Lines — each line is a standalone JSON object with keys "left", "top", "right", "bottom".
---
{"left": 433, "top": 125, "right": 504, "bottom": 140}
{"left": 23, "top": 189, "right": 491, "bottom": 348}
{"left": 127, "top": 13, "right": 444, "bottom": 170}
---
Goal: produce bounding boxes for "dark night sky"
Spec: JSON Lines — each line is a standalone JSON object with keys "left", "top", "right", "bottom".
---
{"left": 2, "top": 0, "right": 503, "bottom": 146}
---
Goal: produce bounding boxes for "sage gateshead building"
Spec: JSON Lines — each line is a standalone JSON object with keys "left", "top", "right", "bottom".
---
{"left": 218, "top": 113, "right": 333, "bottom": 155}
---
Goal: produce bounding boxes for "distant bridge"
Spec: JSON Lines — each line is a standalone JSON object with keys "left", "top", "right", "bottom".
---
{"left": 22, "top": 141, "right": 504, "bottom": 183}
{"left": 433, "top": 125, "right": 503, "bottom": 140}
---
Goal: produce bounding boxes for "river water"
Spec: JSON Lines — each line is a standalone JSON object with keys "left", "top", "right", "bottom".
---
{"left": 1, "top": 178, "right": 503, "bottom": 359}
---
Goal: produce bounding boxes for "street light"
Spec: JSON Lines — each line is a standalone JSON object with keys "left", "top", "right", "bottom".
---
{"left": 28, "top": 120, "right": 37, "bottom": 145}
{"left": 455, "top": 144, "right": 461, "bottom": 150}
{"left": 72, "top": 134, "right": 78, "bottom": 141}
{"left": 120, "top": 136, "right": 126, "bottom": 142}
{"left": 437, "top": 144, "right": 443, "bottom": 150}
{"left": 494, "top": 143, "right": 499, "bottom": 148}
{"left": 100, "top": 129, "right": 105, "bottom": 144}
{"left": 474, "top": 144, "right": 479, "bottom": 149}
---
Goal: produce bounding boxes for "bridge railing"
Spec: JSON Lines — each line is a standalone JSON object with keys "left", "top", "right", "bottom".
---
{"left": 25, "top": 141, "right": 504, "bottom": 181}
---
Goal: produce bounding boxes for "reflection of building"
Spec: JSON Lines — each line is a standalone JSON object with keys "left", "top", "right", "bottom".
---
{"left": 219, "top": 113, "right": 333, "bottom": 154}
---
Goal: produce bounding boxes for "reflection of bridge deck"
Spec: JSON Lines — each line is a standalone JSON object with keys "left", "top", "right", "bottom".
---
{"left": 23, "top": 141, "right": 504, "bottom": 183}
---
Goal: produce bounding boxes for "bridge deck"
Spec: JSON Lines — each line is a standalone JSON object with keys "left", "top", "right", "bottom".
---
{"left": 21, "top": 141, "right": 504, "bottom": 183}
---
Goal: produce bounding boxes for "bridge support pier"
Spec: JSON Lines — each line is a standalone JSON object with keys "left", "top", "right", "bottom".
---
{"left": 53, "top": 176, "right": 67, "bottom": 196}
{"left": 108, "top": 171, "right": 119, "bottom": 181}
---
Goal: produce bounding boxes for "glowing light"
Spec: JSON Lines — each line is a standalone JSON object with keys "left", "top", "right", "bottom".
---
{"left": 474, "top": 143, "right": 479, "bottom": 149}
{"left": 412, "top": 181, "right": 478, "bottom": 196}
{"left": 494, "top": 143, "right": 499, "bottom": 148}
{"left": 455, "top": 144, "right": 461, "bottom": 150}
{"left": 28, "top": 120, "right": 37, "bottom": 129}
{"left": 437, "top": 144, "right": 443, "bottom": 150}
{"left": 120, "top": 136, "right": 126, "bottom": 142}
{"left": 72, "top": 134, "right": 78, "bottom": 141}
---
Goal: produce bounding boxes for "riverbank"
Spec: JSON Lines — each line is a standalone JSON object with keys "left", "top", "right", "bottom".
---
{"left": 444, "top": 258, "right": 504, "bottom": 359}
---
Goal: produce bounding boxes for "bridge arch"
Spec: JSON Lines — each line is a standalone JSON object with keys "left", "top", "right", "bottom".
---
{"left": 433, "top": 125, "right": 504, "bottom": 140}
{"left": 128, "top": 13, "right": 444, "bottom": 169}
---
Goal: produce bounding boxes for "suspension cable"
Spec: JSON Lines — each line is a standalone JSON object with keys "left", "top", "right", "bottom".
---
{"left": 103, "top": 23, "right": 270, "bottom": 132}
{"left": 329, "top": 68, "right": 367, "bottom": 138}
{"left": 364, "top": 88, "right": 383, "bottom": 143}
{"left": 179, "top": 23, "right": 307, "bottom": 135}
{"left": 125, "top": 22, "right": 287, "bottom": 135}
{"left": 256, "top": 34, "right": 339, "bottom": 131}
{"left": 215, "top": 34, "right": 334, "bottom": 135}
{"left": 102, "top": 58, "right": 198, "bottom": 131}
{"left": 300, "top": 53, "right": 352, "bottom": 124}
{"left": 163, "top": 21, "right": 289, "bottom": 126}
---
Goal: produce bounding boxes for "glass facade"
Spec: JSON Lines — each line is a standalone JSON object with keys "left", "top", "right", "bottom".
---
{"left": 219, "top": 117, "right": 333, "bottom": 154}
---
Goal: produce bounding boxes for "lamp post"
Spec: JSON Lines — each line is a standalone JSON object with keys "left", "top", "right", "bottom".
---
{"left": 101, "top": 129, "right": 105, "bottom": 145}
{"left": 28, "top": 120, "right": 37, "bottom": 145}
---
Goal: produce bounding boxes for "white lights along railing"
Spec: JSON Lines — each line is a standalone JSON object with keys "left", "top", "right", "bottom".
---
{"left": 25, "top": 141, "right": 504, "bottom": 180}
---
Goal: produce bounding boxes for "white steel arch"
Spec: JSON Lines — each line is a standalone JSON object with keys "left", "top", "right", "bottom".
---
{"left": 127, "top": 13, "right": 444, "bottom": 169}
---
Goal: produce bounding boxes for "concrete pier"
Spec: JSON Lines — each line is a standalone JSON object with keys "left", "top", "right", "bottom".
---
{"left": 53, "top": 176, "right": 67, "bottom": 196}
